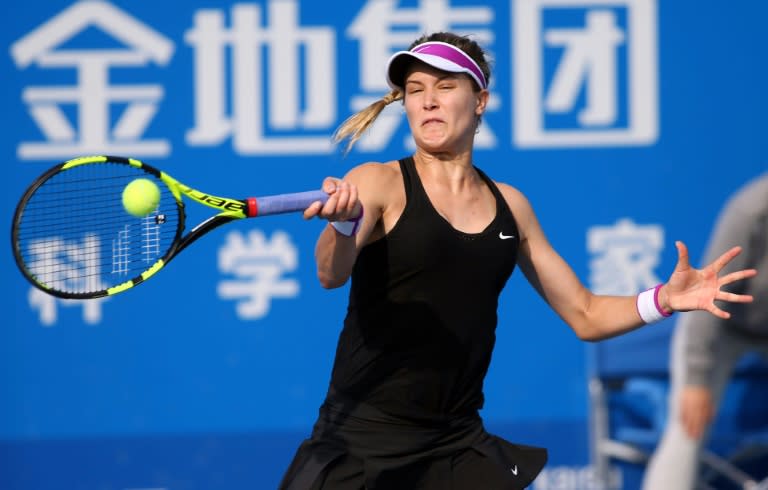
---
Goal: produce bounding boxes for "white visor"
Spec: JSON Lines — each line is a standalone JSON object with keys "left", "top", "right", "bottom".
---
{"left": 385, "top": 41, "right": 487, "bottom": 91}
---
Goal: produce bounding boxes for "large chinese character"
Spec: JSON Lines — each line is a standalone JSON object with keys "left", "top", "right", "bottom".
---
{"left": 513, "top": 0, "right": 658, "bottom": 148}
{"left": 217, "top": 229, "right": 299, "bottom": 319}
{"left": 10, "top": 1, "right": 174, "bottom": 160}
{"left": 544, "top": 10, "right": 625, "bottom": 126}
{"left": 26, "top": 235, "right": 108, "bottom": 325}
{"left": 347, "top": 0, "right": 497, "bottom": 152}
{"left": 587, "top": 218, "right": 664, "bottom": 295}
{"left": 186, "top": 1, "right": 336, "bottom": 154}
{"left": 29, "top": 289, "right": 107, "bottom": 326}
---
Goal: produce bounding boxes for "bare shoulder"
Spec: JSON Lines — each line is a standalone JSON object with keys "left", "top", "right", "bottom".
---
{"left": 345, "top": 160, "right": 401, "bottom": 182}
{"left": 345, "top": 160, "right": 404, "bottom": 213}
{"left": 345, "top": 161, "right": 404, "bottom": 234}
{"left": 493, "top": 181, "right": 534, "bottom": 213}
{"left": 345, "top": 160, "right": 403, "bottom": 196}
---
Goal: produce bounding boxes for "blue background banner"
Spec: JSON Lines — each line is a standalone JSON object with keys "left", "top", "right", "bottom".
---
{"left": 2, "top": 1, "right": 766, "bottom": 489}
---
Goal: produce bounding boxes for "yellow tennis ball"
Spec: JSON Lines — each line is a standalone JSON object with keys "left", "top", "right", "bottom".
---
{"left": 122, "top": 178, "right": 161, "bottom": 217}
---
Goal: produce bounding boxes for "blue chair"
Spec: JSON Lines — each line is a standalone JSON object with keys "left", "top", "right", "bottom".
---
{"left": 588, "top": 322, "right": 768, "bottom": 490}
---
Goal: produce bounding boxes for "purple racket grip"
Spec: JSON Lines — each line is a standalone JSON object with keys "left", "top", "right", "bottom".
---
{"left": 253, "top": 190, "right": 329, "bottom": 216}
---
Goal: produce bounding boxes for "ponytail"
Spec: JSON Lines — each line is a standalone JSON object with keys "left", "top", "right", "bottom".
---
{"left": 333, "top": 89, "right": 403, "bottom": 154}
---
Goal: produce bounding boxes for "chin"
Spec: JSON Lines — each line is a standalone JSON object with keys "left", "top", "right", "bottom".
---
{"left": 416, "top": 135, "right": 448, "bottom": 150}
{"left": 419, "top": 144, "right": 448, "bottom": 154}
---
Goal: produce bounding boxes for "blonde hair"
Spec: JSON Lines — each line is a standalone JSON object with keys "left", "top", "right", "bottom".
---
{"left": 332, "top": 89, "right": 402, "bottom": 154}
{"left": 333, "top": 32, "right": 491, "bottom": 154}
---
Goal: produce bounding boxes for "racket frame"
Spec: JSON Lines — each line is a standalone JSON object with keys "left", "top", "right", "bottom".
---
{"left": 12, "top": 155, "right": 316, "bottom": 299}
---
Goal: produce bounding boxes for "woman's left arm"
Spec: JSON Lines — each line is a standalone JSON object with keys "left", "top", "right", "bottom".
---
{"left": 499, "top": 184, "right": 757, "bottom": 341}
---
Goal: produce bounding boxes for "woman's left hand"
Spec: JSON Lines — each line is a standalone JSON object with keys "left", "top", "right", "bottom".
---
{"left": 661, "top": 241, "right": 757, "bottom": 318}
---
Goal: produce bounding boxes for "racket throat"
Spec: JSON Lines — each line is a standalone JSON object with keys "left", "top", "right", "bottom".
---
{"left": 246, "top": 197, "right": 258, "bottom": 217}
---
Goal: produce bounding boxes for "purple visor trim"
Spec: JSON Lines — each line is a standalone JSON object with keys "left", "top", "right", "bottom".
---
{"left": 411, "top": 42, "right": 487, "bottom": 88}
{"left": 385, "top": 41, "right": 487, "bottom": 91}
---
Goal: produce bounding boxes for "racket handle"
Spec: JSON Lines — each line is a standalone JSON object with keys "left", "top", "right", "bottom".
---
{"left": 253, "top": 190, "right": 329, "bottom": 216}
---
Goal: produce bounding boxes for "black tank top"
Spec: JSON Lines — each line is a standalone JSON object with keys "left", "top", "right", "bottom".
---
{"left": 328, "top": 156, "right": 520, "bottom": 421}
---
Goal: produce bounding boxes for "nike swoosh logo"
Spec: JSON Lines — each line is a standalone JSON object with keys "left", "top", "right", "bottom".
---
{"left": 510, "top": 465, "right": 518, "bottom": 475}
{"left": 499, "top": 232, "right": 515, "bottom": 240}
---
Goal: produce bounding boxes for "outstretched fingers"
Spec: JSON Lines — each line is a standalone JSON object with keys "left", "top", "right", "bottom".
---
{"left": 716, "top": 289, "right": 754, "bottom": 304}
{"left": 710, "top": 245, "right": 744, "bottom": 273}
{"left": 670, "top": 241, "right": 758, "bottom": 318}
{"left": 719, "top": 268, "right": 758, "bottom": 287}
{"left": 675, "top": 241, "right": 691, "bottom": 271}
{"left": 714, "top": 269, "right": 756, "bottom": 305}
{"left": 707, "top": 304, "right": 732, "bottom": 320}
{"left": 709, "top": 263, "right": 757, "bottom": 315}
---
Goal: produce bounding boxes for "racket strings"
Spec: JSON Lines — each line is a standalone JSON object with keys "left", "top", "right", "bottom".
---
{"left": 18, "top": 214, "right": 179, "bottom": 239}
{"left": 14, "top": 162, "right": 181, "bottom": 295}
{"left": 20, "top": 183, "right": 157, "bottom": 221}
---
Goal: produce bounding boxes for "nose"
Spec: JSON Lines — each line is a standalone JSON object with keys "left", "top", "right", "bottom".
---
{"left": 423, "top": 88, "right": 438, "bottom": 109}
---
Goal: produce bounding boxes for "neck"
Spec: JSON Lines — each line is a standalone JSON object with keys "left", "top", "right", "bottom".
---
{"left": 413, "top": 147, "right": 473, "bottom": 168}
{"left": 412, "top": 150, "right": 478, "bottom": 193}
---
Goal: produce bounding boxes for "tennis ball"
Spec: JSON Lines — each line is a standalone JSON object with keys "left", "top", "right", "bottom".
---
{"left": 122, "top": 178, "right": 161, "bottom": 217}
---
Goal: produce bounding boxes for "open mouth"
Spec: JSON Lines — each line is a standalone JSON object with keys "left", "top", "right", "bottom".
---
{"left": 422, "top": 118, "right": 444, "bottom": 126}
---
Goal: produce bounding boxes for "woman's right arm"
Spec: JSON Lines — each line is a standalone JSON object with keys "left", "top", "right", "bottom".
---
{"left": 305, "top": 162, "right": 398, "bottom": 289}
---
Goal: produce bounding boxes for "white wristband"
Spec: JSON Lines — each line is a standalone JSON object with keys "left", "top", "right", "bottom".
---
{"left": 330, "top": 205, "right": 363, "bottom": 237}
{"left": 636, "top": 284, "right": 673, "bottom": 324}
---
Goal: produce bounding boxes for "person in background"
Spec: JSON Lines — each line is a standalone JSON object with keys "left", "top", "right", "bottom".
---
{"left": 642, "top": 173, "right": 768, "bottom": 490}
{"left": 281, "top": 31, "right": 758, "bottom": 489}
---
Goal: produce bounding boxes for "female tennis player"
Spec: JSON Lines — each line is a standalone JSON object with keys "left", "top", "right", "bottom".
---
{"left": 281, "top": 32, "right": 758, "bottom": 490}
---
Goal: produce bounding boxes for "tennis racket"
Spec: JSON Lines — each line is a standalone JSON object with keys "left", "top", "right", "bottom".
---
{"left": 12, "top": 155, "right": 329, "bottom": 299}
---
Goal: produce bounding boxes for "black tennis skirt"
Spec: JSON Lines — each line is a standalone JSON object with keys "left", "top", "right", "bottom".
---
{"left": 279, "top": 390, "right": 547, "bottom": 490}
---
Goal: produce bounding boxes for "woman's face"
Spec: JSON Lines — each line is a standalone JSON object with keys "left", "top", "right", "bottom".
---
{"left": 402, "top": 61, "right": 488, "bottom": 155}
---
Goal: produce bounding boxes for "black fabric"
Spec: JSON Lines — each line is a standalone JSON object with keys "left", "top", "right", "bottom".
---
{"left": 279, "top": 391, "right": 547, "bottom": 489}
{"left": 329, "top": 156, "right": 521, "bottom": 420}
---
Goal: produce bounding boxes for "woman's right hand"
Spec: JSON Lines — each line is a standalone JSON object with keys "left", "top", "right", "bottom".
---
{"left": 304, "top": 177, "right": 362, "bottom": 222}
